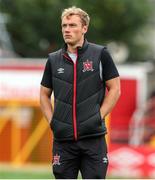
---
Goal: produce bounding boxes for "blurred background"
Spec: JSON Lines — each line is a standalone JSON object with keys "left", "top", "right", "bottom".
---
{"left": 0, "top": 0, "right": 155, "bottom": 179}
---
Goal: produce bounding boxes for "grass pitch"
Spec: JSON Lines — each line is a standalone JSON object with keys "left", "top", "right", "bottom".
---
{"left": 0, "top": 163, "right": 53, "bottom": 179}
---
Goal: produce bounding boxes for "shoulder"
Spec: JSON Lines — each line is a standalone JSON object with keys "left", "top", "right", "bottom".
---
{"left": 87, "top": 42, "right": 109, "bottom": 58}
{"left": 88, "top": 42, "right": 106, "bottom": 51}
{"left": 48, "top": 49, "right": 62, "bottom": 61}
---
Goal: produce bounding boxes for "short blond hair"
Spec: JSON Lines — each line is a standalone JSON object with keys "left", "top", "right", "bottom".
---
{"left": 61, "top": 6, "right": 90, "bottom": 26}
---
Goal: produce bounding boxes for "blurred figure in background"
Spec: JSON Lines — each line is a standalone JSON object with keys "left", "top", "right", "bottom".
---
{"left": 40, "top": 6, "right": 120, "bottom": 179}
{"left": 142, "top": 91, "right": 155, "bottom": 143}
{"left": 0, "top": 13, "right": 16, "bottom": 58}
{"left": 130, "top": 90, "right": 155, "bottom": 146}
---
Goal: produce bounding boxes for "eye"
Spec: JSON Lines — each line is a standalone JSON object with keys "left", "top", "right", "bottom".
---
{"left": 62, "top": 24, "right": 67, "bottom": 28}
{"left": 69, "top": 23, "right": 77, "bottom": 27}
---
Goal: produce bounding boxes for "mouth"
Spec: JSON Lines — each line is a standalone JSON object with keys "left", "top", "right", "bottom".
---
{"left": 64, "top": 35, "right": 72, "bottom": 39}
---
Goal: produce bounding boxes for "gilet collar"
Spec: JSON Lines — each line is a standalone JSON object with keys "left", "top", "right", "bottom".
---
{"left": 62, "top": 39, "right": 89, "bottom": 55}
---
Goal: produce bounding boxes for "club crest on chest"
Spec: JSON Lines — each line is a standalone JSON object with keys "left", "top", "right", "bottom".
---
{"left": 82, "top": 59, "right": 94, "bottom": 72}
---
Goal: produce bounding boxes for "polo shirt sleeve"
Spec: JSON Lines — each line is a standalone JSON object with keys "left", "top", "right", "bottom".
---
{"left": 101, "top": 47, "right": 119, "bottom": 81}
{"left": 41, "top": 58, "right": 53, "bottom": 89}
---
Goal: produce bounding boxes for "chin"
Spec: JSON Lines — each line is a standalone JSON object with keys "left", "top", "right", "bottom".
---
{"left": 65, "top": 40, "right": 74, "bottom": 45}
{"left": 65, "top": 39, "right": 72, "bottom": 42}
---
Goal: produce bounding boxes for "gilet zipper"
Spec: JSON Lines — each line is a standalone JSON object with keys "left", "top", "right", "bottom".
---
{"left": 63, "top": 50, "right": 78, "bottom": 140}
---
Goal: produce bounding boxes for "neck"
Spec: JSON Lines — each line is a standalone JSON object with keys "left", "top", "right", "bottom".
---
{"left": 67, "top": 37, "right": 84, "bottom": 53}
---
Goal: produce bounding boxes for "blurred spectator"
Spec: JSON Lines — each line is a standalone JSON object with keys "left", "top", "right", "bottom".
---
{"left": 142, "top": 91, "right": 155, "bottom": 143}
{"left": 129, "top": 90, "right": 155, "bottom": 146}
{"left": 0, "top": 13, "right": 16, "bottom": 58}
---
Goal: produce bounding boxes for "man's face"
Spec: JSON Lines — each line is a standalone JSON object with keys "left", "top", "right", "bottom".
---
{"left": 61, "top": 15, "right": 87, "bottom": 46}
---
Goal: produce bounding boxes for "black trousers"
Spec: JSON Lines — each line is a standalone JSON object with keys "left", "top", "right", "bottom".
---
{"left": 52, "top": 135, "right": 108, "bottom": 179}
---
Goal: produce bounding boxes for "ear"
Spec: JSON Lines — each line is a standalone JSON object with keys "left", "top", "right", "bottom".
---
{"left": 82, "top": 25, "right": 88, "bottom": 34}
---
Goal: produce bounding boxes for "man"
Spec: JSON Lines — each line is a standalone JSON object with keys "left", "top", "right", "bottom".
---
{"left": 40, "top": 6, "right": 120, "bottom": 179}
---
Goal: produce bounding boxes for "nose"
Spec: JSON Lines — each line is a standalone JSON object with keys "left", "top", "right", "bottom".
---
{"left": 63, "top": 25, "right": 71, "bottom": 32}
{"left": 64, "top": 26, "right": 70, "bottom": 33}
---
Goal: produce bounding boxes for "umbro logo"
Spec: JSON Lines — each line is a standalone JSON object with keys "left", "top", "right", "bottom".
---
{"left": 103, "top": 157, "right": 108, "bottom": 163}
{"left": 57, "top": 68, "right": 64, "bottom": 74}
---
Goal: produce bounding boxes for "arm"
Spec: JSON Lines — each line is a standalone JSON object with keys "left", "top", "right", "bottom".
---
{"left": 100, "top": 77, "right": 121, "bottom": 119}
{"left": 40, "top": 85, "right": 53, "bottom": 123}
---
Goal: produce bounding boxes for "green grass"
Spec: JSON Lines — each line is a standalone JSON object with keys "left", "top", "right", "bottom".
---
{"left": 0, "top": 164, "right": 83, "bottom": 179}
{"left": 0, "top": 169, "right": 83, "bottom": 179}
{"left": 0, "top": 164, "right": 54, "bottom": 179}
{"left": 0, "top": 170, "right": 53, "bottom": 179}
